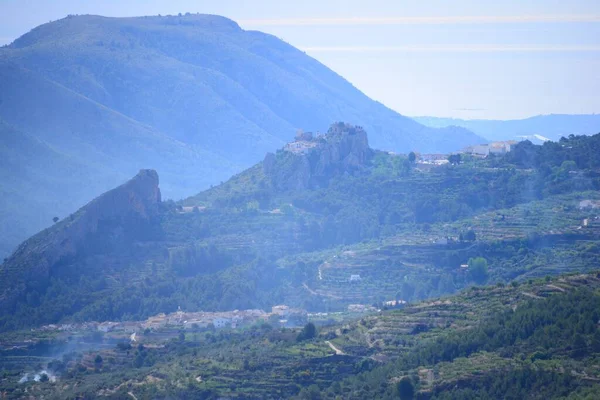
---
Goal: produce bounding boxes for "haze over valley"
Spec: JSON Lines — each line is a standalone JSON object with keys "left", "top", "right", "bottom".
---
{"left": 1, "top": 2, "right": 600, "bottom": 399}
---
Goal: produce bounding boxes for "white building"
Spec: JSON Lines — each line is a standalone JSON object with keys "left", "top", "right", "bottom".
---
{"left": 349, "top": 274, "right": 362, "bottom": 282}
{"left": 464, "top": 144, "right": 490, "bottom": 157}
{"left": 489, "top": 141, "right": 517, "bottom": 155}
{"left": 434, "top": 237, "right": 448, "bottom": 245}
{"left": 463, "top": 141, "right": 517, "bottom": 157}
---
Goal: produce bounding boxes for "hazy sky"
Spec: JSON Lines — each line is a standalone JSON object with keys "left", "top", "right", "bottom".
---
{"left": 1, "top": 0, "right": 599, "bottom": 119}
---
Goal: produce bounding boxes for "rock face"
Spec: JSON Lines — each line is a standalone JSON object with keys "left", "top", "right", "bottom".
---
{"left": 264, "top": 123, "right": 374, "bottom": 190}
{"left": 312, "top": 123, "right": 372, "bottom": 174}
{"left": 0, "top": 169, "right": 161, "bottom": 311}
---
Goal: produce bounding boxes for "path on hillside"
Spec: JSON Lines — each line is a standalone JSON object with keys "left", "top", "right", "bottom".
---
{"left": 522, "top": 292, "right": 543, "bottom": 299}
{"left": 325, "top": 340, "right": 345, "bottom": 355}
{"left": 546, "top": 284, "right": 566, "bottom": 292}
{"left": 302, "top": 283, "right": 342, "bottom": 299}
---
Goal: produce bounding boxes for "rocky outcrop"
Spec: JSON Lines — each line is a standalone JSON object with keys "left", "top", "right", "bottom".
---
{"left": 0, "top": 169, "right": 161, "bottom": 310}
{"left": 312, "top": 123, "right": 372, "bottom": 176}
{"left": 264, "top": 123, "right": 374, "bottom": 190}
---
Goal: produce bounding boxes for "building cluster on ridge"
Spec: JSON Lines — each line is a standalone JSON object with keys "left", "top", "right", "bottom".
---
{"left": 37, "top": 305, "right": 310, "bottom": 334}
{"left": 404, "top": 140, "right": 519, "bottom": 166}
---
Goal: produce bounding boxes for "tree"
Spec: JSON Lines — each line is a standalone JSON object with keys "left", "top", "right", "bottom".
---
{"left": 468, "top": 257, "right": 489, "bottom": 284}
{"left": 297, "top": 322, "right": 317, "bottom": 342}
{"left": 299, "top": 384, "right": 322, "bottom": 400}
{"left": 402, "top": 159, "right": 412, "bottom": 175}
{"left": 94, "top": 354, "right": 103, "bottom": 365}
{"left": 179, "top": 331, "right": 186, "bottom": 342}
{"left": 571, "top": 333, "right": 587, "bottom": 358}
{"left": 116, "top": 342, "right": 131, "bottom": 351}
{"left": 448, "top": 153, "right": 461, "bottom": 165}
{"left": 397, "top": 376, "right": 414, "bottom": 400}
{"left": 39, "top": 373, "right": 50, "bottom": 382}
{"left": 408, "top": 152, "right": 416, "bottom": 163}
{"left": 401, "top": 281, "right": 415, "bottom": 302}
{"left": 591, "top": 330, "right": 600, "bottom": 353}
{"left": 52, "top": 216, "right": 59, "bottom": 223}
{"left": 464, "top": 229, "right": 477, "bottom": 241}
{"left": 508, "top": 140, "right": 538, "bottom": 168}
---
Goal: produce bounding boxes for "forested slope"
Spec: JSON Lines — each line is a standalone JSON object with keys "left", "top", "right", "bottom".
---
{"left": 1, "top": 125, "right": 599, "bottom": 332}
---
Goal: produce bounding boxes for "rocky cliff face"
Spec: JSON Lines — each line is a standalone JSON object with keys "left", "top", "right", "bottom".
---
{"left": 0, "top": 169, "right": 161, "bottom": 311}
{"left": 264, "top": 123, "right": 374, "bottom": 190}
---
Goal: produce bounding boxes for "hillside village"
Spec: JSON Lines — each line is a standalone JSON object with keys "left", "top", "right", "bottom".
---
{"left": 24, "top": 301, "right": 392, "bottom": 345}
{"left": 36, "top": 305, "right": 309, "bottom": 335}
{"left": 412, "top": 140, "right": 518, "bottom": 166}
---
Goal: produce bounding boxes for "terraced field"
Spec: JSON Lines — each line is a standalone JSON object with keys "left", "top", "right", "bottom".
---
{"left": 4, "top": 271, "right": 600, "bottom": 399}
{"left": 329, "top": 273, "right": 600, "bottom": 360}
{"left": 279, "top": 190, "right": 600, "bottom": 311}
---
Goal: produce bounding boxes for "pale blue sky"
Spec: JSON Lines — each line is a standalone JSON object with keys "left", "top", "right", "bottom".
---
{"left": 1, "top": 0, "right": 599, "bottom": 119}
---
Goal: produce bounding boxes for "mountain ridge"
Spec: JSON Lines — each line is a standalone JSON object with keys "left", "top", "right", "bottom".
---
{"left": 0, "top": 13, "right": 484, "bottom": 257}
{"left": 414, "top": 113, "right": 600, "bottom": 142}
{"left": 1, "top": 124, "right": 599, "bottom": 332}
{"left": 0, "top": 169, "right": 162, "bottom": 312}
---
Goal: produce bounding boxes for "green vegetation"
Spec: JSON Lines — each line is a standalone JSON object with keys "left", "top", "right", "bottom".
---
{"left": 1, "top": 126, "right": 600, "bottom": 398}
{"left": 2, "top": 129, "right": 600, "bottom": 331}
{"left": 0, "top": 11, "right": 598, "bottom": 399}
{"left": 297, "top": 322, "right": 318, "bottom": 342}
{"left": 467, "top": 257, "right": 488, "bottom": 284}
{"left": 333, "top": 276, "right": 600, "bottom": 399}
{"left": 3, "top": 272, "right": 600, "bottom": 399}
{"left": 397, "top": 376, "right": 415, "bottom": 400}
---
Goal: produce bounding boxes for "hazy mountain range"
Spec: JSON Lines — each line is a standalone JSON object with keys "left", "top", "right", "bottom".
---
{"left": 414, "top": 114, "right": 600, "bottom": 143}
{"left": 2, "top": 122, "right": 599, "bottom": 332}
{"left": 0, "top": 13, "right": 484, "bottom": 258}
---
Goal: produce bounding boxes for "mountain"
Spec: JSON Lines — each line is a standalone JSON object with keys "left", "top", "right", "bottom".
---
{"left": 0, "top": 119, "right": 107, "bottom": 258}
{"left": 0, "top": 168, "right": 162, "bottom": 317}
{"left": 414, "top": 114, "right": 600, "bottom": 142}
{"left": 1, "top": 123, "right": 599, "bottom": 332}
{"left": 0, "top": 13, "right": 484, "bottom": 258}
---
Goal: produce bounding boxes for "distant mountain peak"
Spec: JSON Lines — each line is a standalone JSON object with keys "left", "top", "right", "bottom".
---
{"left": 0, "top": 14, "right": 483, "bottom": 258}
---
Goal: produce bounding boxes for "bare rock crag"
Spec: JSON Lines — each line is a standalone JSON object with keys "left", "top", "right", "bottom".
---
{"left": 0, "top": 169, "right": 161, "bottom": 310}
